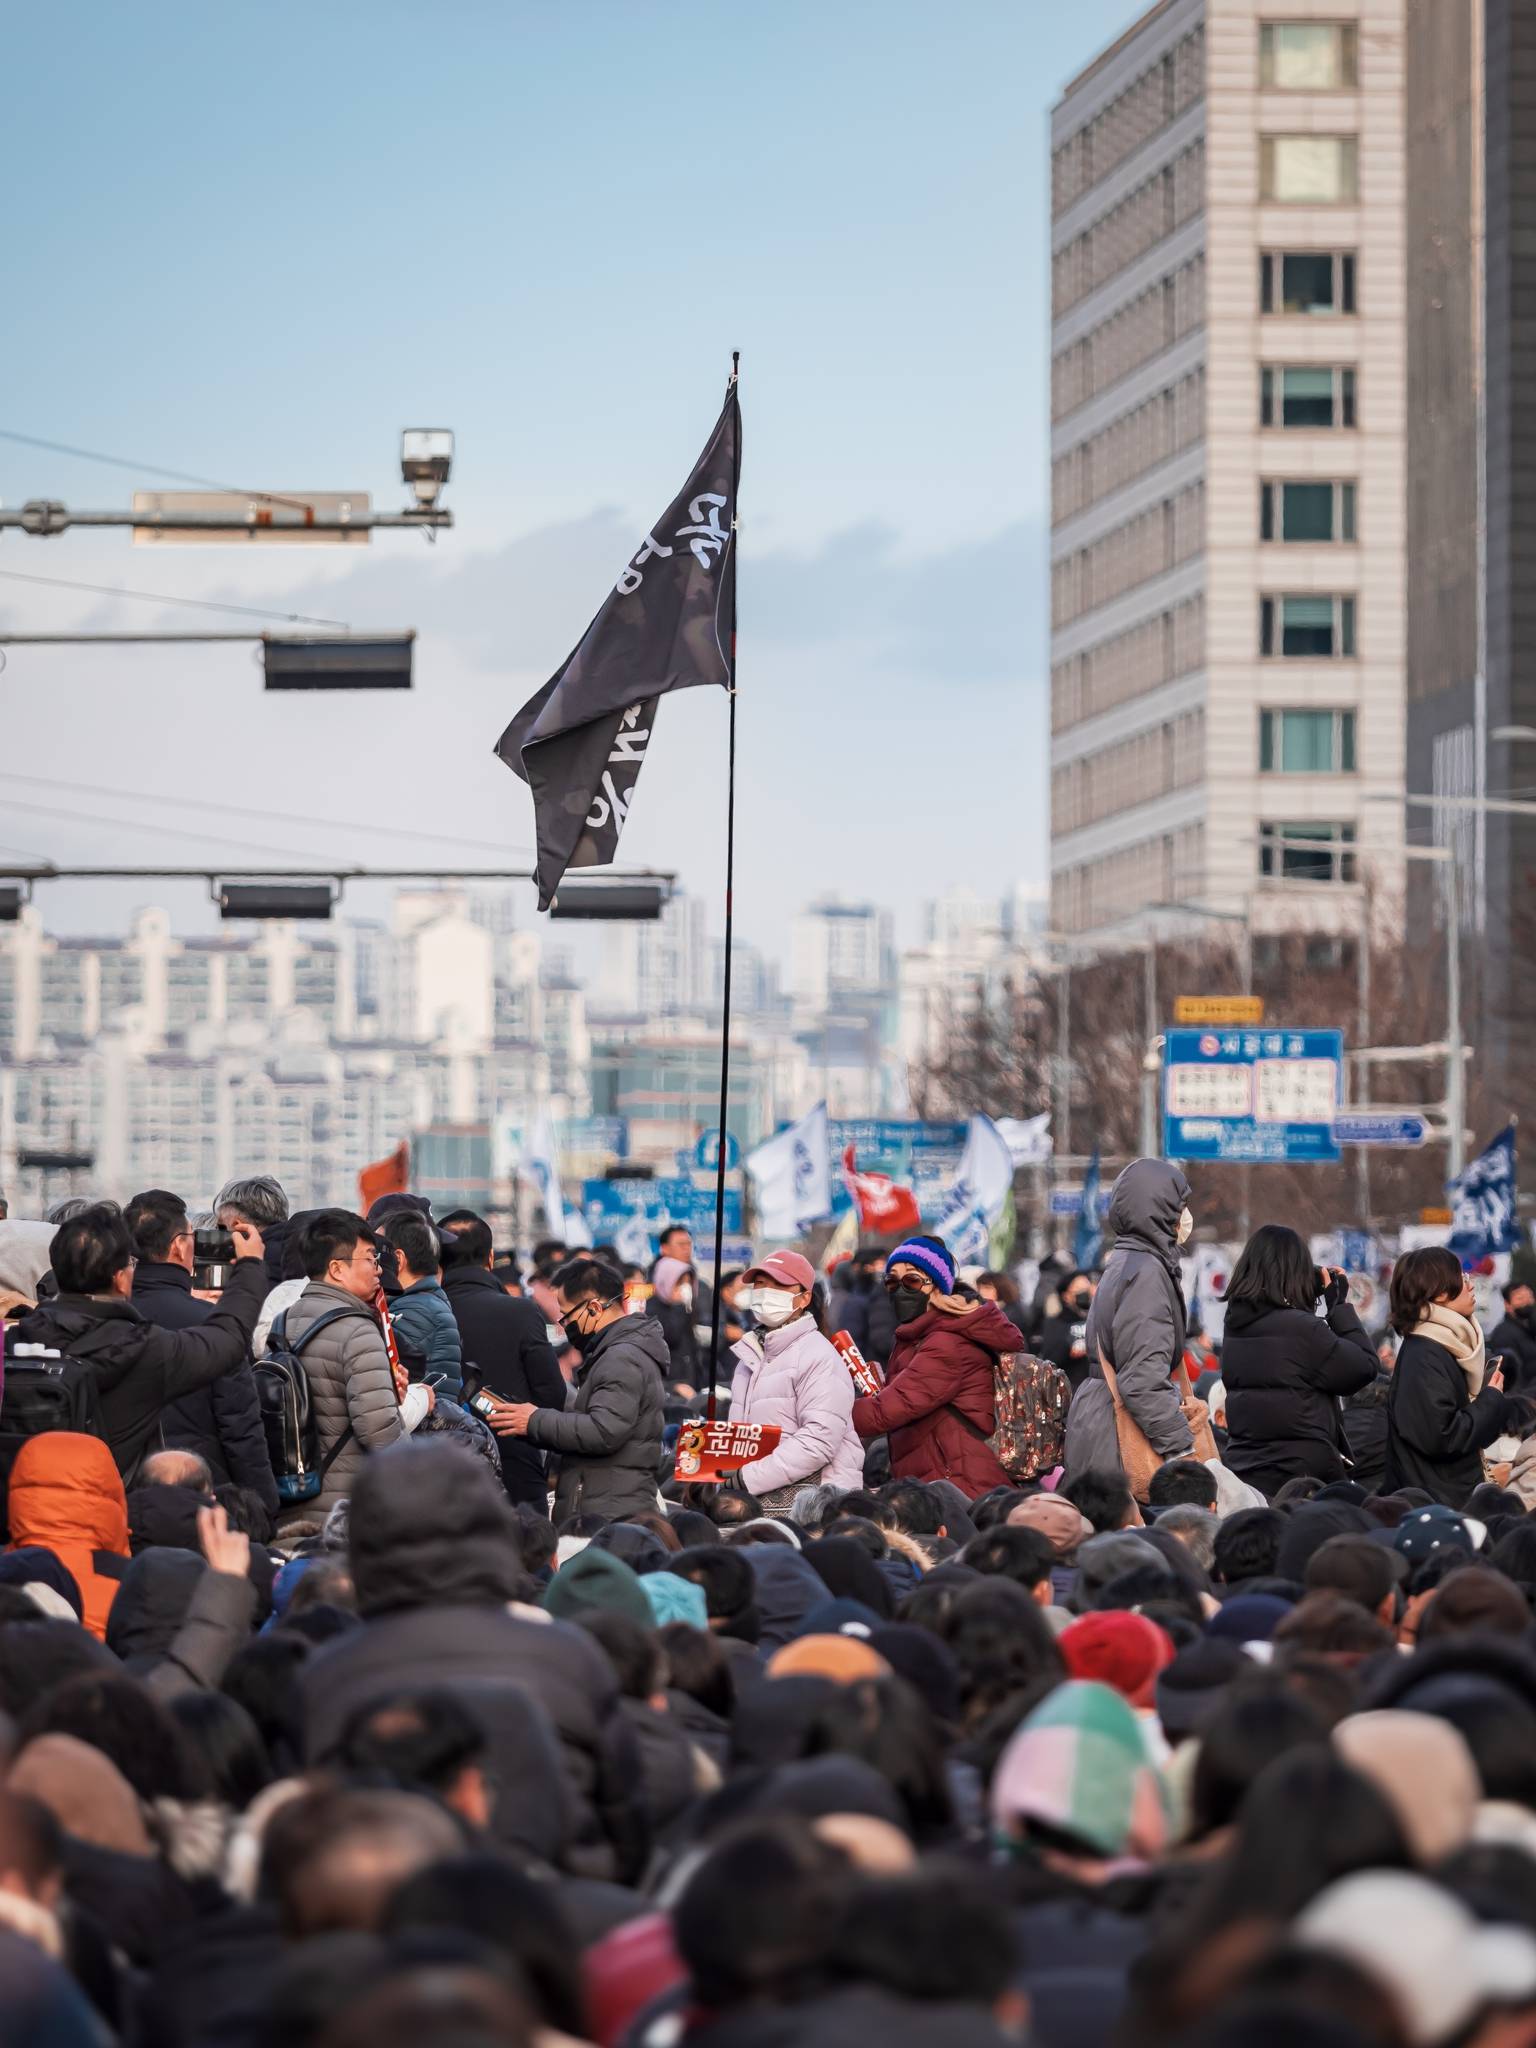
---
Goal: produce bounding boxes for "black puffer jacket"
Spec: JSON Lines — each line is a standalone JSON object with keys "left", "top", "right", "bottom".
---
{"left": 1219, "top": 1296, "right": 1377, "bottom": 1497}
{"left": 132, "top": 1263, "right": 278, "bottom": 1513}
{"left": 527, "top": 1314, "right": 668, "bottom": 1523}
{"left": 8, "top": 1259, "right": 267, "bottom": 1481}
{"left": 299, "top": 1441, "right": 648, "bottom": 1880}
{"left": 1385, "top": 1330, "right": 1514, "bottom": 1507}
{"left": 441, "top": 1264, "right": 565, "bottom": 1506}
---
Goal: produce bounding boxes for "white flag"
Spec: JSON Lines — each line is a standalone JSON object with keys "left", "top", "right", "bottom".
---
{"left": 928, "top": 1115, "right": 1016, "bottom": 1268}
{"left": 996, "top": 1114, "right": 1052, "bottom": 1168}
{"left": 746, "top": 1101, "right": 833, "bottom": 1239}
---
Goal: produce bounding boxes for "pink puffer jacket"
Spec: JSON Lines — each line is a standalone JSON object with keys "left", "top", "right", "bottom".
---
{"left": 730, "top": 1318, "right": 866, "bottom": 1497}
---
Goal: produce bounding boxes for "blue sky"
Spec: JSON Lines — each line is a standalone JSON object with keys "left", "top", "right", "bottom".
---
{"left": 2, "top": 0, "right": 1135, "bottom": 957}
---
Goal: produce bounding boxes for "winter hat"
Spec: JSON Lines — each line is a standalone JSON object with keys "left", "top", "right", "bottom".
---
{"left": 991, "top": 1679, "right": 1169, "bottom": 1861}
{"left": 589, "top": 1523, "right": 670, "bottom": 1576}
{"left": 766, "top": 1634, "right": 891, "bottom": 1684}
{"left": 1296, "top": 1871, "right": 1536, "bottom": 2047}
{"left": 641, "top": 1571, "right": 708, "bottom": 1631}
{"left": 1275, "top": 1502, "right": 1373, "bottom": 1584}
{"left": 1334, "top": 1710, "right": 1480, "bottom": 1867}
{"left": 1393, "top": 1504, "right": 1484, "bottom": 1564}
{"left": 730, "top": 1676, "right": 839, "bottom": 1770}
{"left": 1206, "top": 1593, "right": 1294, "bottom": 1645}
{"left": 803, "top": 1536, "right": 896, "bottom": 1618}
{"left": 792, "top": 1598, "right": 883, "bottom": 1639}
{"left": 1155, "top": 1638, "right": 1249, "bottom": 1741}
{"left": 1008, "top": 1494, "right": 1094, "bottom": 1556}
{"left": 868, "top": 1625, "right": 963, "bottom": 1727}
{"left": 0, "top": 1550, "right": 83, "bottom": 1622}
{"left": 1060, "top": 1612, "right": 1176, "bottom": 1710}
{"left": 1073, "top": 1532, "right": 1160, "bottom": 1610}
{"left": 884, "top": 1236, "right": 955, "bottom": 1294}
{"left": 540, "top": 1547, "right": 653, "bottom": 1629}
{"left": 765, "top": 1756, "right": 907, "bottom": 1831}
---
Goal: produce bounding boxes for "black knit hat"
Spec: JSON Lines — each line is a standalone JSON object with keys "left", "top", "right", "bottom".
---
{"left": 1155, "top": 1637, "right": 1249, "bottom": 1741}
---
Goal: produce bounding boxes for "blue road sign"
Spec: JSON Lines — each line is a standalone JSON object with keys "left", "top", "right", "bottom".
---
{"left": 1048, "top": 1189, "right": 1111, "bottom": 1217}
{"left": 693, "top": 1129, "right": 742, "bottom": 1172}
{"left": 1333, "top": 1112, "right": 1429, "bottom": 1149}
{"left": 1164, "top": 1027, "right": 1344, "bottom": 1164}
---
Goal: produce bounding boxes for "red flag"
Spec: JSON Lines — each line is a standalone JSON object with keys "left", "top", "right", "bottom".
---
{"left": 840, "top": 1143, "right": 921, "bottom": 1235}
{"left": 359, "top": 1140, "right": 410, "bottom": 1214}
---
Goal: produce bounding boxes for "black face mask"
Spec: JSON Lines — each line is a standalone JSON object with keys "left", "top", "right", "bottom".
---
{"left": 890, "top": 1285, "right": 930, "bottom": 1326}
{"left": 562, "top": 1312, "right": 598, "bottom": 1355}
{"left": 1066, "top": 1290, "right": 1091, "bottom": 1313}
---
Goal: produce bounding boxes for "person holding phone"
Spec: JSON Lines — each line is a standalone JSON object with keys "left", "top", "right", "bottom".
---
{"left": 1385, "top": 1246, "right": 1514, "bottom": 1507}
{"left": 1217, "top": 1224, "right": 1378, "bottom": 1502}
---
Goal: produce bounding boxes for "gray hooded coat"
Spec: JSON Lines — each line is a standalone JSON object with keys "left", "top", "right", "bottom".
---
{"left": 1063, "top": 1158, "right": 1193, "bottom": 1483}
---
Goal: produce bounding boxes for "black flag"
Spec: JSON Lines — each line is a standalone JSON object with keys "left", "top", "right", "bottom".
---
{"left": 497, "top": 377, "right": 740, "bottom": 909}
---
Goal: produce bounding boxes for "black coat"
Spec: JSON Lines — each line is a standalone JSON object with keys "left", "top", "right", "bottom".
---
{"left": 132, "top": 1264, "right": 278, "bottom": 1512}
{"left": 1385, "top": 1332, "right": 1514, "bottom": 1507}
{"left": 8, "top": 1259, "right": 267, "bottom": 1481}
{"left": 441, "top": 1264, "right": 565, "bottom": 1506}
{"left": 1487, "top": 1313, "right": 1536, "bottom": 1394}
{"left": 301, "top": 1439, "right": 648, "bottom": 1881}
{"left": 1343, "top": 1376, "right": 1392, "bottom": 1495}
{"left": 1038, "top": 1306, "right": 1093, "bottom": 1395}
{"left": 1219, "top": 1297, "right": 1377, "bottom": 1496}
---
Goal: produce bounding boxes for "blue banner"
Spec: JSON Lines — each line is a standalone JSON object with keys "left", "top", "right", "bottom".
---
{"left": 1448, "top": 1126, "right": 1521, "bottom": 1261}
{"left": 825, "top": 1118, "right": 969, "bottom": 1219}
{"left": 581, "top": 1176, "right": 742, "bottom": 1259}
{"left": 1163, "top": 1027, "right": 1343, "bottom": 1164}
{"left": 1074, "top": 1150, "right": 1104, "bottom": 1269}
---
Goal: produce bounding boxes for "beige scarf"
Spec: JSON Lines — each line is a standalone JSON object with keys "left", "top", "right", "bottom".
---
{"left": 1411, "top": 1302, "right": 1487, "bottom": 1396}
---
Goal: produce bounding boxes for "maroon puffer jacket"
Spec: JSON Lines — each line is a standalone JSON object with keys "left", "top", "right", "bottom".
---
{"left": 851, "top": 1300, "right": 1016, "bottom": 1498}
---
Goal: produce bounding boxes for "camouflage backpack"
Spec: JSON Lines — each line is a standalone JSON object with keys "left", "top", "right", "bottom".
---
{"left": 988, "top": 1353, "right": 1070, "bottom": 1481}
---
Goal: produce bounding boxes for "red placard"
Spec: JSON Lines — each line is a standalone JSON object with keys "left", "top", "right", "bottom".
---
{"left": 674, "top": 1419, "right": 783, "bottom": 1484}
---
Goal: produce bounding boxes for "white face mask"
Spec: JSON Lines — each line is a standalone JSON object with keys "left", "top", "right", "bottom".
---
{"left": 741, "top": 1286, "right": 798, "bottom": 1329}
{"left": 1176, "top": 1207, "right": 1194, "bottom": 1246}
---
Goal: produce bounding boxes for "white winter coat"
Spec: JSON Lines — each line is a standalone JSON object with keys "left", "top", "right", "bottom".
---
{"left": 729, "top": 1317, "right": 866, "bottom": 1497}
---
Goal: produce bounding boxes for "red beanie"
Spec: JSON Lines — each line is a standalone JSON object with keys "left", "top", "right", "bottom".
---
{"left": 1060, "top": 1612, "right": 1176, "bottom": 1710}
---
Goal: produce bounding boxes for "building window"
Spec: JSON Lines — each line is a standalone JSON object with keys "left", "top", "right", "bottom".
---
{"left": 1259, "top": 820, "right": 1357, "bottom": 882}
{"left": 1260, "top": 594, "right": 1357, "bottom": 657}
{"left": 1259, "top": 708, "right": 1357, "bottom": 772}
{"left": 1259, "top": 22, "right": 1359, "bottom": 90}
{"left": 1260, "top": 365, "right": 1356, "bottom": 427}
{"left": 1260, "top": 135, "right": 1359, "bottom": 203}
{"left": 1260, "top": 479, "right": 1357, "bottom": 542}
{"left": 1261, "top": 250, "right": 1356, "bottom": 315}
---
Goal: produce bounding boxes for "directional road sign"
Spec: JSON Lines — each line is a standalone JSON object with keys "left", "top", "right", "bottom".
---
{"left": 1333, "top": 1112, "right": 1430, "bottom": 1149}
{"left": 1164, "top": 1027, "right": 1344, "bottom": 1163}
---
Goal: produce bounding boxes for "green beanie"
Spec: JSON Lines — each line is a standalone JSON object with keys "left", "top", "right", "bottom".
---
{"left": 540, "top": 1545, "right": 652, "bottom": 1628}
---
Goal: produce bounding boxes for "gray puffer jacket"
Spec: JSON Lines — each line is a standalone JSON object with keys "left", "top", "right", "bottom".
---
{"left": 527, "top": 1312, "right": 667, "bottom": 1522}
{"left": 1064, "top": 1158, "right": 1194, "bottom": 1484}
{"left": 281, "top": 1281, "right": 403, "bottom": 1512}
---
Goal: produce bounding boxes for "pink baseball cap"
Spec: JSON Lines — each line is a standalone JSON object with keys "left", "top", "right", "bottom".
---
{"left": 744, "top": 1250, "right": 816, "bottom": 1290}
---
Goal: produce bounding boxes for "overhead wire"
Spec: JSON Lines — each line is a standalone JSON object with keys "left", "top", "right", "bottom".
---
{"left": 0, "top": 565, "right": 348, "bottom": 630}
{"left": 0, "top": 427, "right": 320, "bottom": 512}
{"left": 0, "top": 770, "right": 535, "bottom": 860}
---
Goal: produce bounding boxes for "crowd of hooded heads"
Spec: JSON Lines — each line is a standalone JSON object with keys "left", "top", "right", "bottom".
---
{"left": 7, "top": 1193, "right": 1536, "bottom": 2047}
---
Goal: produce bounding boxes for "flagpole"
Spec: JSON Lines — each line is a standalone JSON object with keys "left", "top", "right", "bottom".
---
{"left": 705, "top": 351, "right": 741, "bottom": 1422}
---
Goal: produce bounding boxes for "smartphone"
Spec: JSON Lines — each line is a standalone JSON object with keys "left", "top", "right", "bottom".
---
{"left": 193, "top": 1225, "right": 238, "bottom": 1292}
{"left": 424, "top": 1373, "right": 447, "bottom": 1390}
{"left": 470, "top": 1391, "right": 500, "bottom": 1418}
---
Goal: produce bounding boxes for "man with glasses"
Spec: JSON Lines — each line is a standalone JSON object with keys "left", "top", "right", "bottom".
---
{"left": 126, "top": 1188, "right": 278, "bottom": 1515}
{"left": 482, "top": 1255, "right": 666, "bottom": 1523}
{"left": 282, "top": 1210, "right": 433, "bottom": 1520}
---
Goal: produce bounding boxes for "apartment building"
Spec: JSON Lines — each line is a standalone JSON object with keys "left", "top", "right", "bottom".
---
{"left": 1049, "top": 0, "right": 1406, "bottom": 946}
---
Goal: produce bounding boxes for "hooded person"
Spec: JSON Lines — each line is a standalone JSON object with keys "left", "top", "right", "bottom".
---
{"left": 0, "top": 1550, "right": 84, "bottom": 1623}
{"left": 740, "top": 1545, "right": 837, "bottom": 1653}
{"left": 647, "top": 1255, "right": 703, "bottom": 1392}
{"left": 297, "top": 1440, "right": 646, "bottom": 1881}
{"left": 5, "top": 1434, "right": 131, "bottom": 1641}
{"left": 850, "top": 1236, "right": 1021, "bottom": 1499}
{"left": 1063, "top": 1159, "right": 1197, "bottom": 1495}
{"left": 802, "top": 1536, "right": 897, "bottom": 1621}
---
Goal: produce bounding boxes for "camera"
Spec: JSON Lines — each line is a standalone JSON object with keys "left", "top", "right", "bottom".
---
{"left": 193, "top": 1225, "right": 237, "bottom": 1292}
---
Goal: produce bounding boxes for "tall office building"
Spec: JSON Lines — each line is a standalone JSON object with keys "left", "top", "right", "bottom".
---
{"left": 788, "top": 899, "right": 894, "bottom": 1010}
{"left": 1049, "top": 0, "right": 1406, "bottom": 946}
{"left": 1404, "top": 0, "right": 1536, "bottom": 1119}
{"left": 596, "top": 891, "right": 707, "bottom": 1017}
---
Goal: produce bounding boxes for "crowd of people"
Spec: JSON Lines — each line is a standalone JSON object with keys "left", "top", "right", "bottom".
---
{"left": 1, "top": 1159, "right": 1536, "bottom": 2045}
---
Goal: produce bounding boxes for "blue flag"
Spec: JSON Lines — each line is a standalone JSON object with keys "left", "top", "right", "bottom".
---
{"left": 1074, "top": 1149, "right": 1104, "bottom": 1270}
{"left": 1448, "top": 1125, "right": 1522, "bottom": 1261}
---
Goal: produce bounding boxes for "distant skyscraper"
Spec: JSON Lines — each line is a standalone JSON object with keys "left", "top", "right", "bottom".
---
{"left": 789, "top": 900, "right": 894, "bottom": 1009}
{"left": 1050, "top": 0, "right": 1406, "bottom": 944}
{"left": 596, "top": 891, "right": 707, "bottom": 1016}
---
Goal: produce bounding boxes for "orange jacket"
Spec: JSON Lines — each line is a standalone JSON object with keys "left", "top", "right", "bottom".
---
{"left": 7, "top": 1432, "right": 131, "bottom": 1639}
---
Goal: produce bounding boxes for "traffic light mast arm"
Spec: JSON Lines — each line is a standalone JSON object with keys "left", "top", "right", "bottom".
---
{"left": 0, "top": 502, "right": 451, "bottom": 536}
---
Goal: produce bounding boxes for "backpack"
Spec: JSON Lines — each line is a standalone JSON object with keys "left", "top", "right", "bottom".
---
{"left": 254, "top": 1306, "right": 357, "bottom": 1505}
{"left": 0, "top": 1346, "right": 107, "bottom": 1496}
{"left": 987, "top": 1353, "right": 1070, "bottom": 1482}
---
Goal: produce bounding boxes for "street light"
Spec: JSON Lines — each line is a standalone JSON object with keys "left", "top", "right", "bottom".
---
{"left": 401, "top": 430, "right": 454, "bottom": 510}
